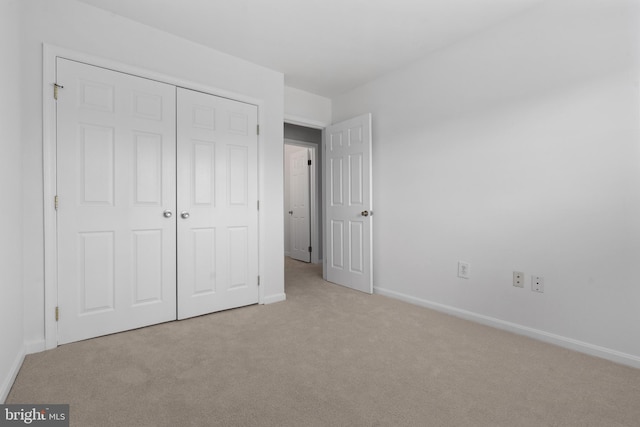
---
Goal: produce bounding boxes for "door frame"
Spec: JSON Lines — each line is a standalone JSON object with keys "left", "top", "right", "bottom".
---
{"left": 284, "top": 116, "right": 327, "bottom": 266}
{"left": 284, "top": 140, "right": 319, "bottom": 264}
{"left": 43, "top": 44, "right": 266, "bottom": 350}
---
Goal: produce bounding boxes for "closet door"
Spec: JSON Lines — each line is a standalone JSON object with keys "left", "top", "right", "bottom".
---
{"left": 176, "top": 88, "right": 259, "bottom": 319}
{"left": 56, "top": 58, "right": 177, "bottom": 344}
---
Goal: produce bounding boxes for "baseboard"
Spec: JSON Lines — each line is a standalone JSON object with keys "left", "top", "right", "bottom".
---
{"left": 24, "top": 340, "right": 46, "bottom": 355}
{"left": 262, "top": 293, "right": 286, "bottom": 305}
{"left": 0, "top": 347, "right": 25, "bottom": 403}
{"left": 374, "top": 286, "right": 640, "bottom": 370}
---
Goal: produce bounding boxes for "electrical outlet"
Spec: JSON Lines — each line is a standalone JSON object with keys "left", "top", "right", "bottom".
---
{"left": 458, "top": 261, "right": 470, "bottom": 279}
{"left": 531, "top": 275, "right": 544, "bottom": 293}
{"left": 513, "top": 271, "right": 524, "bottom": 288}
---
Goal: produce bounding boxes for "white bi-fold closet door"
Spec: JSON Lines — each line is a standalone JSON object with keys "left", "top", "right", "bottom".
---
{"left": 176, "top": 88, "right": 259, "bottom": 320}
{"left": 56, "top": 58, "right": 259, "bottom": 345}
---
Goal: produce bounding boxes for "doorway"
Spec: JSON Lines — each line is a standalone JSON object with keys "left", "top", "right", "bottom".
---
{"left": 283, "top": 123, "right": 322, "bottom": 264}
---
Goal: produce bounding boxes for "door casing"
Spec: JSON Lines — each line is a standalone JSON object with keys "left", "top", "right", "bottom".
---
{"left": 43, "top": 44, "right": 267, "bottom": 349}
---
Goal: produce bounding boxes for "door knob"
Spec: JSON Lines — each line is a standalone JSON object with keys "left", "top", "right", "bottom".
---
{"left": 288, "top": 210, "right": 293, "bottom": 215}
{"left": 361, "top": 210, "right": 370, "bottom": 217}
{"left": 181, "top": 211, "right": 190, "bottom": 219}
{"left": 163, "top": 210, "right": 172, "bottom": 218}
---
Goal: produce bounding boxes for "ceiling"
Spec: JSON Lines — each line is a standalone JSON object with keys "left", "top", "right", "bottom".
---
{"left": 76, "top": 0, "right": 544, "bottom": 98}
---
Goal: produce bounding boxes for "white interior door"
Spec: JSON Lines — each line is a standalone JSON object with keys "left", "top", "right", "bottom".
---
{"left": 325, "top": 114, "right": 373, "bottom": 293}
{"left": 56, "top": 58, "right": 177, "bottom": 344}
{"left": 176, "top": 88, "right": 259, "bottom": 320}
{"left": 290, "top": 148, "right": 311, "bottom": 262}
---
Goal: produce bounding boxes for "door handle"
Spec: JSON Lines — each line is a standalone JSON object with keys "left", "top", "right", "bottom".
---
{"left": 361, "top": 210, "right": 370, "bottom": 217}
{"left": 163, "top": 210, "right": 173, "bottom": 218}
{"left": 180, "top": 211, "right": 190, "bottom": 219}
{"left": 288, "top": 210, "right": 293, "bottom": 215}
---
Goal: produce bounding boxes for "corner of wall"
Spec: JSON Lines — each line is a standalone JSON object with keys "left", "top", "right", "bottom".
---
{"left": 0, "top": 348, "right": 25, "bottom": 404}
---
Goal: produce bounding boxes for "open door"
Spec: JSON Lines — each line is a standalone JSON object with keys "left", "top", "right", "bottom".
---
{"left": 324, "top": 114, "right": 372, "bottom": 294}
{"left": 289, "top": 148, "right": 311, "bottom": 262}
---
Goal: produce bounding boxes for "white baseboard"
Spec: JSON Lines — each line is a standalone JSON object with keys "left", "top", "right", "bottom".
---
{"left": 374, "top": 286, "right": 640, "bottom": 370}
{"left": 262, "top": 293, "right": 286, "bottom": 305}
{"left": 24, "top": 340, "right": 46, "bottom": 355}
{"left": 1, "top": 347, "right": 25, "bottom": 403}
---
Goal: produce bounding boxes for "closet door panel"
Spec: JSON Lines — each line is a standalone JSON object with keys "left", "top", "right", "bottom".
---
{"left": 177, "top": 88, "right": 259, "bottom": 319}
{"left": 56, "top": 58, "right": 177, "bottom": 345}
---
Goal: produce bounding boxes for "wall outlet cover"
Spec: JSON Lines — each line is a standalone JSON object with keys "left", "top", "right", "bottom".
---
{"left": 458, "top": 261, "right": 470, "bottom": 279}
{"left": 531, "top": 275, "right": 544, "bottom": 293}
{"left": 513, "top": 271, "right": 524, "bottom": 288}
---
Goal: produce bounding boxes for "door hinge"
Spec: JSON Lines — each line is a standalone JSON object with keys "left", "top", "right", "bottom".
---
{"left": 55, "top": 306, "right": 59, "bottom": 322}
{"left": 308, "top": 246, "right": 312, "bottom": 253}
{"left": 308, "top": 159, "right": 312, "bottom": 166}
{"left": 256, "top": 124, "right": 260, "bottom": 135}
{"left": 257, "top": 276, "right": 261, "bottom": 286}
{"left": 54, "top": 195, "right": 59, "bottom": 210}
{"left": 53, "top": 83, "right": 64, "bottom": 100}
{"left": 257, "top": 200, "right": 260, "bottom": 211}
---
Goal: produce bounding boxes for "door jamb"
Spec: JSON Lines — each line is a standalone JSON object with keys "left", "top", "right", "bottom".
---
{"left": 43, "top": 44, "right": 266, "bottom": 350}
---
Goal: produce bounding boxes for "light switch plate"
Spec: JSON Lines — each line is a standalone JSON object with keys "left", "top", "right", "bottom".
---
{"left": 458, "top": 261, "right": 470, "bottom": 279}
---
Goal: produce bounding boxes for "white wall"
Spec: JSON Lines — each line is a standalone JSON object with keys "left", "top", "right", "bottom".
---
{"left": 284, "top": 86, "right": 332, "bottom": 127}
{"left": 22, "top": 0, "right": 285, "bottom": 347}
{"left": 333, "top": 0, "right": 640, "bottom": 365}
{"left": 0, "top": 0, "right": 25, "bottom": 402}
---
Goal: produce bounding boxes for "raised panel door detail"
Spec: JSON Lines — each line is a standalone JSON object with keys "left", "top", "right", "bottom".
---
{"left": 348, "top": 126, "right": 363, "bottom": 146}
{"left": 193, "top": 228, "right": 216, "bottom": 295}
{"left": 80, "top": 124, "right": 114, "bottom": 206}
{"left": 176, "top": 87, "right": 258, "bottom": 320}
{"left": 331, "top": 157, "right": 344, "bottom": 206}
{"left": 325, "top": 113, "right": 372, "bottom": 294}
{"left": 228, "top": 145, "right": 248, "bottom": 206}
{"left": 192, "top": 140, "right": 215, "bottom": 206}
{"left": 133, "top": 230, "right": 163, "bottom": 305}
{"left": 349, "top": 154, "right": 363, "bottom": 206}
{"left": 132, "top": 91, "right": 163, "bottom": 121}
{"left": 134, "top": 132, "right": 162, "bottom": 205}
{"left": 292, "top": 216, "right": 305, "bottom": 252}
{"left": 79, "top": 231, "right": 115, "bottom": 315}
{"left": 192, "top": 105, "right": 215, "bottom": 130}
{"left": 79, "top": 79, "right": 114, "bottom": 112}
{"left": 330, "top": 131, "right": 343, "bottom": 151}
{"left": 228, "top": 226, "right": 248, "bottom": 289}
{"left": 349, "top": 221, "right": 364, "bottom": 274}
{"left": 292, "top": 168, "right": 301, "bottom": 207}
{"left": 331, "top": 220, "right": 344, "bottom": 269}
{"left": 228, "top": 112, "right": 248, "bottom": 135}
{"left": 57, "top": 58, "right": 177, "bottom": 345}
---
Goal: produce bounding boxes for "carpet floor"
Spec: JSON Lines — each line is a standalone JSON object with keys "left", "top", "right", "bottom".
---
{"left": 7, "top": 258, "right": 640, "bottom": 426}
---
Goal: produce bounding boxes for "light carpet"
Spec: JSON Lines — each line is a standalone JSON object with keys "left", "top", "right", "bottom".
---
{"left": 7, "top": 258, "right": 640, "bottom": 426}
